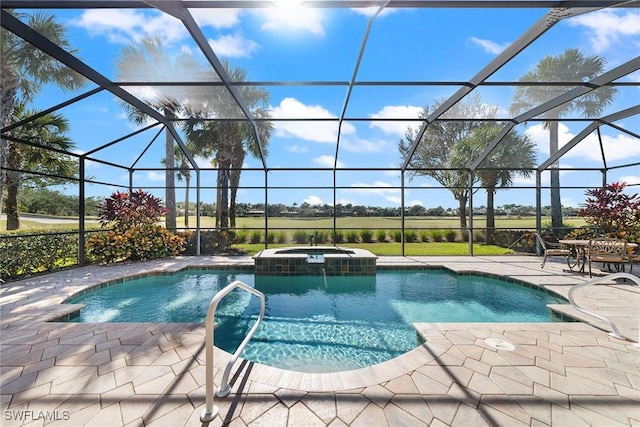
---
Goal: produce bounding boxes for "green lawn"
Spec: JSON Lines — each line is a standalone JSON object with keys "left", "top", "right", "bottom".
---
{"left": 178, "top": 215, "right": 587, "bottom": 230}
{"left": 2, "top": 214, "right": 586, "bottom": 232}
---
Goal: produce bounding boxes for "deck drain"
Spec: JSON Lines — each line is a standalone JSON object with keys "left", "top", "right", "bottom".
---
{"left": 484, "top": 338, "right": 515, "bottom": 351}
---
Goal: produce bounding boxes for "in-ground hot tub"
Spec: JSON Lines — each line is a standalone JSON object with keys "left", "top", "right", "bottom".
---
{"left": 253, "top": 246, "right": 377, "bottom": 276}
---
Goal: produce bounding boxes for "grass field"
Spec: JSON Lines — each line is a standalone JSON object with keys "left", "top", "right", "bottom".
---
{"left": 1, "top": 215, "right": 586, "bottom": 233}
{"left": 176, "top": 215, "right": 587, "bottom": 230}
{"left": 1, "top": 215, "right": 544, "bottom": 260}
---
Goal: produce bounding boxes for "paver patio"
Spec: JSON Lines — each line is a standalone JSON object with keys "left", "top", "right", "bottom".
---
{"left": 1, "top": 255, "right": 638, "bottom": 426}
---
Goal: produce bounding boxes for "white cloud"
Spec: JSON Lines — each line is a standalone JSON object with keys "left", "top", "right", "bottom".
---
{"left": 208, "top": 33, "right": 258, "bottom": 58}
{"left": 386, "top": 196, "right": 401, "bottom": 205}
{"left": 561, "top": 196, "right": 579, "bottom": 209}
{"left": 147, "top": 171, "right": 165, "bottom": 182}
{"left": 270, "top": 98, "right": 355, "bottom": 143}
{"left": 194, "top": 156, "right": 215, "bottom": 169}
{"left": 524, "top": 123, "right": 563, "bottom": 156}
{"left": 286, "top": 144, "right": 308, "bottom": 153}
{"left": 336, "top": 197, "right": 355, "bottom": 205}
{"left": 313, "top": 155, "right": 345, "bottom": 168}
{"left": 568, "top": 10, "right": 640, "bottom": 52}
{"left": 72, "top": 9, "right": 186, "bottom": 44}
{"left": 304, "top": 195, "right": 323, "bottom": 205}
{"left": 350, "top": 6, "right": 397, "bottom": 18}
{"left": 618, "top": 175, "right": 640, "bottom": 186}
{"left": 369, "top": 105, "right": 423, "bottom": 136}
{"left": 470, "top": 37, "right": 509, "bottom": 55}
{"left": 192, "top": 9, "right": 243, "bottom": 29}
{"left": 348, "top": 181, "right": 400, "bottom": 197}
{"left": 346, "top": 181, "right": 406, "bottom": 206}
{"left": 341, "top": 137, "right": 389, "bottom": 153}
{"left": 626, "top": 70, "right": 640, "bottom": 84}
{"left": 525, "top": 123, "right": 640, "bottom": 162}
{"left": 261, "top": 6, "right": 325, "bottom": 37}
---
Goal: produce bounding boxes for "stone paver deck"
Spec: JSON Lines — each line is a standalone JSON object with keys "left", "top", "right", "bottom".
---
{"left": 1, "top": 255, "right": 638, "bottom": 426}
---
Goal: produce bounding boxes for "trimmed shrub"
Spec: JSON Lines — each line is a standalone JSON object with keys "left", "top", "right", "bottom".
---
{"left": 180, "top": 230, "right": 234, "bottom": 255}
{"left": 1, "top": 229, "right": 80, "bottom": 281}
{"left": 265, "top": 231, "right": 276, "bottom": 244}
{"left": 333, "top": 230, "right": 344, "bottom": 244}
{"left": 249, "top": 230, "right": 262, "bottom": 244}
{"left": 315, "top": 231, "right": 328, "bottom": 244}
{"left": 430, "top": 229, "right": 444, "bottom": 242}
{"left": 376, "top": 229, "right": 387, "bottom": 243}
{"left": 293, "top": 229, "right": 309, "bottom": 244}
{"left": 404, "top": 229, "right": 418, "bottom": 243}
{"left": 419, "top": 230, "right": 430, "bottom": 243}
{"left": 276, "top": 231, "right": 288, "bottom": 244}
{"left": 234, "top": 228, "right": 248, "bottom": 244}
{"left": 360, "top": 229, "right": 374, "bottom": 243}
{"left": 346, "top": 230, "right": 359, "bottom": 243}
{"left": 444, "top": 229, "right": 458, "bottom": 242}
{"left": 473, "top": 230, "right": 486, "bottom": 243}
{"left": 392, "top": 230, "right": 402, "bottom": 242}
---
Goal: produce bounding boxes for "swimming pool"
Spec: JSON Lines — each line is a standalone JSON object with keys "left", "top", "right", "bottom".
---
{"left": 66, "top": 269, "right": 565, "bottom": 372}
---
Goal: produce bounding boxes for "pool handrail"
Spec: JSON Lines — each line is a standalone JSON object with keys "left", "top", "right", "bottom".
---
{"left": 200, "top": 280, "right": 265, "bottom": 423}
{"left": 567, "top": 272, "right": 639, "bottom": 346}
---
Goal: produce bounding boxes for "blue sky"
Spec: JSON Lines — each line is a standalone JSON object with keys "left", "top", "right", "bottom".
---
{"left": 21, "top": 4, "right": 640, "bottom": 209}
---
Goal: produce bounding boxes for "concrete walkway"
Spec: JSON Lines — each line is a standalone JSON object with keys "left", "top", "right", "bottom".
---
{"left": 1, "top": 256, "right": 638, "bottom": 426}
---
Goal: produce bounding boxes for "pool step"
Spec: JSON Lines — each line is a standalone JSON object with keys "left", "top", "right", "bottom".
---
{"left": 259, "top": 352, "right": 363, "bottom": 373}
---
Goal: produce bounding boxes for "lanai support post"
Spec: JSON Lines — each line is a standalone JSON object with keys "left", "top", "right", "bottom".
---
{"left": 78, "top": 157, "right": 86, "bottom": 266}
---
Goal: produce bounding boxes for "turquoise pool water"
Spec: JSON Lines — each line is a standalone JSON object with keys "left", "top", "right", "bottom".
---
{"left": 66, "top": 270, "right": 564, "bottom": 372}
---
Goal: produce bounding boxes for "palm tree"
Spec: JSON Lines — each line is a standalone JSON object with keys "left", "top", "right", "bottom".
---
{"left": 510, "top": 48, "right": 617, "bottom": 233}
{"left": 161, "top": 147, "right": 193, "bottom": 229}
{"left": 175, "top": 149, "right": 192, "bottom": 229}
{"left": 1, "top": 10, "right": 85, "bottom": 217}
{"left": 116, "top": 35, "right": 203, "bottom": 231}
{"left": 452, "top": 124, "right": 537, "bottom": 244}
{"left": 399, "top": 94, "right": 498, "bottom": 229}
{"left": 4, "top": 103, "right": 76, "bottom": 230}
{"left": 183, "top": 61, "right": 272, "bottom": 231}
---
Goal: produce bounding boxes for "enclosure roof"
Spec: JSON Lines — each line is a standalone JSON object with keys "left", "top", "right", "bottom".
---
{"left": 2, "top": 0, "right": 639, "bottom": 189}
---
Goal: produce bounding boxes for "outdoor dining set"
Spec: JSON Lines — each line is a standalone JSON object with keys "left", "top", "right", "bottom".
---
{"left": 537, "top": 235, "right": 640, "bottom": 277}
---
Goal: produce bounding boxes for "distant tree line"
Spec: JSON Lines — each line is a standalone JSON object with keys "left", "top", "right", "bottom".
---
{"left": 14, "top": 188, "right": 580, "bottom": 221}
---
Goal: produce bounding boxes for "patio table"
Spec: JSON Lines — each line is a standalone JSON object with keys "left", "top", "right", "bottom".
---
{"left": 559, "top": 239, "right": 637, "bottom": 273}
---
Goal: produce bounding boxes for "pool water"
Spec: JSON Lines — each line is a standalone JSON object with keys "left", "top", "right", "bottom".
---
{"left": 66, "top": 270, "right": 564, "bottom": 372}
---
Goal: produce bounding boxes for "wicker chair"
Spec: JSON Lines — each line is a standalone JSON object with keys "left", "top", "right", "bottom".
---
{"left": 536, "top": 234, "right": 572, "bottom": 268}
{"left": 586, "top": 238, "right": 628, "bottom": 277}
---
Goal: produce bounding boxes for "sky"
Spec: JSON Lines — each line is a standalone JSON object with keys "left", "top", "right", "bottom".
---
{"left": 16, "top": 3, "right": 640, "bottom": 210}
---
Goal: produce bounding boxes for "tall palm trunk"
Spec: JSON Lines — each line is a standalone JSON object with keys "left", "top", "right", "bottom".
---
{"left": 217, "top": 160, "right": 231, "bottom": 229}
{"left": 456, "top": 194, "right": 467, "bottom": 229}
{"left": 549, "top": 115, "right": 563, "bottom": 233}
{"left": 164, "top": 111, "right": 177, "bottom": 231}
{"left": 229, "top": 142, "right": 245, "bottom": 228}
{"left": 0, "top": 65, "right": 20, "bottom": 219}
{"left": 486, "top": 187, "right": 496, "bottom": 244}
{"left": 184, "top": 173, "right": 190, "bottom": 229}
{"left": 5, "top": 143, "right": 22, "bottom": 230}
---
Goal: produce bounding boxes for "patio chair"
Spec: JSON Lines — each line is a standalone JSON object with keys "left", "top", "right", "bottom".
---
{"left": 629, "top": 249, "right": 640, "bottom": 274}
{"left": 536, "top": 234, "right": 571, "bottom": 268}
{"left": 586, "top": 238, "right": 628, "bottom": 278}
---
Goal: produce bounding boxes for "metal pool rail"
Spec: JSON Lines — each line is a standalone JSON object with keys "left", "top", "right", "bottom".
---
{"left": 201, "top": 280, "right": 265, "bottom": 422}
{"left": 567, "top": 272, "right": 639, "bottom": 346}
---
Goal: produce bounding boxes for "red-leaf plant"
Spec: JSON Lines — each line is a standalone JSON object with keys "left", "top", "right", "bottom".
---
{"left": 97, "top": 190, "right": 167, "bottom": 230}
{"left": 578, "top": 182, "right": 640, "bottom": 242}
